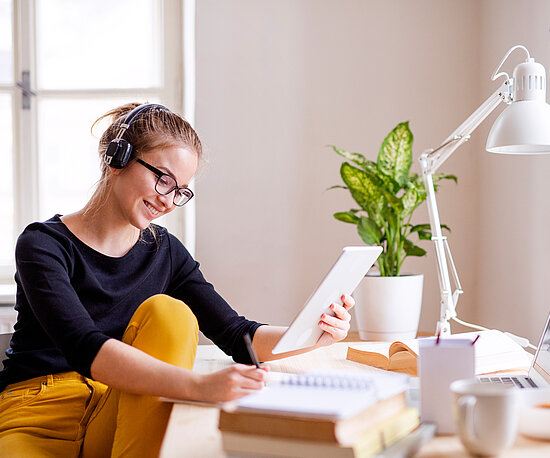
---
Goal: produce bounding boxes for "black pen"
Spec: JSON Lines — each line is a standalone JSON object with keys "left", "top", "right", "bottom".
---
{"left": 243, "top": 333, "right": 261, "bottom": 368}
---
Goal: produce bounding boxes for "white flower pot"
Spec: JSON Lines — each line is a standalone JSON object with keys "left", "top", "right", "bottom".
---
{"left": 353, "top": 273, "right": 424, "bottom": 341}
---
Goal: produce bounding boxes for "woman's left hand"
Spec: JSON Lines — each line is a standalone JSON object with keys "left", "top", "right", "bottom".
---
{"left": 315, "top": 294, "right": 355, "bottom": 348}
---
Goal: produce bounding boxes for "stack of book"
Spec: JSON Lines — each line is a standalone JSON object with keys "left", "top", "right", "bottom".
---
{"left": 218, "top": 370, "right": 418, "bottom": 457}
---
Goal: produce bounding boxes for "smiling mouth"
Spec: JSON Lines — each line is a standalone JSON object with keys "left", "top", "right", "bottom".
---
{"left": 144, "top": 201, "right": 161, "bottom": 217}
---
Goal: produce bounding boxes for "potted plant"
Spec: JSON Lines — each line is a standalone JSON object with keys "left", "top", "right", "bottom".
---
{"left": 331, "top": 121, "right": 456, "bottom": 340}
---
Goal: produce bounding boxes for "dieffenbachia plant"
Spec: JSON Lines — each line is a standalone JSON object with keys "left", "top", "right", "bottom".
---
{"left": 331, "top": 121, "right": 456, "bottom": 276}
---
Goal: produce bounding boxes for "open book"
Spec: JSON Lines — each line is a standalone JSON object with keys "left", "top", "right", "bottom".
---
{"left": 346, "top": 330, "right": 531, "bottom": 376}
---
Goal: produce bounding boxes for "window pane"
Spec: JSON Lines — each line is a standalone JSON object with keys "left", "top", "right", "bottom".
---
{"left": 0, "top": 0, "right": 13, "bottom": 84}
{"left": 35, "top": 0, "right": 161, "bottom": 90}
{"left": 37, "top": 98, "right": 161, "bottom": 221}
{"left": 38, "top": 98, "right": 132, "bottom": 220}
{"left": 0, "top": 94, "right": 14, "bottom": 264}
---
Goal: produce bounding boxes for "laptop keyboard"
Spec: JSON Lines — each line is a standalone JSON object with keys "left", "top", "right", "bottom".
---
{"left": 479, "top": 376, "right": 537, "bottom": 388}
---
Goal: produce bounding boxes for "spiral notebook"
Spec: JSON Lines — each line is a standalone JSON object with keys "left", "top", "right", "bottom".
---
{"left": 161, "top": 369, "right": 408, "bottom": 419}
{"left": 232, "top": 369, "right": 409, "bottom": 419}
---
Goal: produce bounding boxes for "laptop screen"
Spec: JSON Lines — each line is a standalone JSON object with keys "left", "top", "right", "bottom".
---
{"left": 532, "top": 312, "right": 550, "bottom": 384}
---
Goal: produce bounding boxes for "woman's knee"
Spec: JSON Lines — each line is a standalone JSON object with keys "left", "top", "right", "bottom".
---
{"left": 124, "top": 295, "right": 199, "bottom": 367}
{"left": 136, "top": 294, "right": 199, "bottom": 336}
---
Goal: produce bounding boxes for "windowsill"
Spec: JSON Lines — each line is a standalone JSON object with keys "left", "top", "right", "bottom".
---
{"left": 0, "top": 284, "right": 16, "bottom": 305}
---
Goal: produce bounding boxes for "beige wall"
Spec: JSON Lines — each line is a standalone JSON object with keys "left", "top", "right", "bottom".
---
{"left": 475, "top": 0, "right": 550, "bottom": 343}
{"left": 194, "top": 0, "right": 550, "bottom": 345}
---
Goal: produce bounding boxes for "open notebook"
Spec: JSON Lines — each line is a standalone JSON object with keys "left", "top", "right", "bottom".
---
{"left": 163, "top": 369, "right": 409, "bottom": 420}
{"left": 235, "top": 370, "right": 408, "bottom": 419}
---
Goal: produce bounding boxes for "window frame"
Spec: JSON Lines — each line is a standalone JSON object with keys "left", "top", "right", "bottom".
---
{"left": 0, "top": 0, "right": 196, "bottom": 290}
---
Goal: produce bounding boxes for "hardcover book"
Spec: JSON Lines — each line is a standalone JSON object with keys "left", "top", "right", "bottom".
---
{"left": 221, "top": 407, "right": 420, "bottom": 458}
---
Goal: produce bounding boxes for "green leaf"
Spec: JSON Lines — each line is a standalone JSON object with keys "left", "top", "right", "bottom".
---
{"left": 433, "top": 173, "right": 458, "bottom": 184}
{"left": 330, "top": 146, "right": 369, "bottom": 169}
{"left": 404, "top": 240, "right": 427, "bottom": 257}
{"left": 340, "top": 162, "right": 384, "bottom": 224}
{"left": 401, "top": 187, "right": 418, "bottom": 217}
{"left": 417, "top": 230, "right": 431, "bottom": 240}
{"left": 333, "top": 211, "right": 360, "bottom": 224}
{"left": 381, "top": 188, "right": 404, "bottom": 213}
{"left": 409, "top": 223, "right": 431, "bottom": 233}
{"left": 377, "top": 121, "right": 413, "bottom": 187}
{"left": 326, "top": 185, "right": 348, "bottom": 191}
{"left": 382, "top": 208, "right": 399, "bottom": 247}
{"left": 357, "top": 216, "right": 382, "bottom": 245}
{"left": 408, "top": 173, "right": 424, "bottom": 188}
{"left": 407, "top": 174, "right": 427, "bottom": 202}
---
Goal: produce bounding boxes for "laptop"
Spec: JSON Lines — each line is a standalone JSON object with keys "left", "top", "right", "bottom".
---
{"left": 479, "top": 311, "right": 550, "bottom": 388}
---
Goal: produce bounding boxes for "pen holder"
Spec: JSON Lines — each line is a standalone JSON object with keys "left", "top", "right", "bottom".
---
{"left": 419, "top": 337, "right": 475, "bottom": 434}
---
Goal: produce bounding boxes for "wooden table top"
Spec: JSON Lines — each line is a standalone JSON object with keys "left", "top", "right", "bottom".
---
{"left": 159, "top": 342, "right": 550, "bottom": 458}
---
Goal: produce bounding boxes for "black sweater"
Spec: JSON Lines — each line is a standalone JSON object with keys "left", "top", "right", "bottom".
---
{"left": 0, "top": 215, "right": 262, "bottom": 391}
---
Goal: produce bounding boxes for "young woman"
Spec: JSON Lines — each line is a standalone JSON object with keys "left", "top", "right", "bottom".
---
{"left": 0, "top": 103, "right": 355, "bottom": 457}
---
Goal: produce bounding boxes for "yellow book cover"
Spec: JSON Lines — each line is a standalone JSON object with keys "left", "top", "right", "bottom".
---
{"left": 219, "top": 391, "right": 407, "bottom": 445}
{"left": 222, "top": 407, "right": 419, "bottom": 458}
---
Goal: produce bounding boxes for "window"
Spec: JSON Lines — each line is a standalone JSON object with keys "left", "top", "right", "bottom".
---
{"left": 0, "top": 0, "right": 193, "bottom": 286}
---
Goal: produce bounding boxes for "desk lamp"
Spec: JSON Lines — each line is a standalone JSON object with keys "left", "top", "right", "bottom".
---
{"left": 419, "top": 45, "right": 550, "bottom": 337}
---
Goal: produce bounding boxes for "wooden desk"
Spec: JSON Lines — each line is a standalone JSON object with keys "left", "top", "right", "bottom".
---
{"left": 159, "top": 343, "right": 550, "bottom": 458}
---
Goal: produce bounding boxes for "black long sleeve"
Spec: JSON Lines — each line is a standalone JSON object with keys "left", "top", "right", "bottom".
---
{"left": 0, "top": 215, "right": 263, "bottom": 391}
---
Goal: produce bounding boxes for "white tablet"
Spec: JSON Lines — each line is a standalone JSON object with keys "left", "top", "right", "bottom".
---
{"left": 272, "top": 246, "right": 382, "bottom": 354}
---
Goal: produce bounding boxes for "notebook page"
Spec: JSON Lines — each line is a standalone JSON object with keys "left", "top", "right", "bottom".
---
{"left": 235, "top": 369, "right": 409, "bottom": 419}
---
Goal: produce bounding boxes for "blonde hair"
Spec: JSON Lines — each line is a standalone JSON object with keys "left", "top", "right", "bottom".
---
{"left": 87, "top": 102, "right": 202, "bottom": 214}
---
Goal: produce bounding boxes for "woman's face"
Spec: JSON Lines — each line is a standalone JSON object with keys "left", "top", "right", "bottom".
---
{"left": 110, "top": 145, "right": 199, "bottom": 230}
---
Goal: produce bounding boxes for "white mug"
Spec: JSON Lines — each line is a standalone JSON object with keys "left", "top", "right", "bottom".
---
{"left": 450, "top": 379, "right": 519, "bottom": 456}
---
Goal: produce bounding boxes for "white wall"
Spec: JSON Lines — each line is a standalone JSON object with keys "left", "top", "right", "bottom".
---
{"left": 194, "top": 0, "right": 483, "bottom": 340}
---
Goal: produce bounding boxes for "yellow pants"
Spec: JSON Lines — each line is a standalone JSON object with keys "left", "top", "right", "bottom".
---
{"left": 0, "top": 294, "right": 199, "bottom": 457}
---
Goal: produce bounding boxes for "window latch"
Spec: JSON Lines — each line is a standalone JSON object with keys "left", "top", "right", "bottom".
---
{"left": 16, "top": 71, "right": 36, "bottom": 110}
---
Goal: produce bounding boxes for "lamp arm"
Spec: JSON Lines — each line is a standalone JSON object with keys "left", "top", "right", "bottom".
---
{"left": 419, "top": 82, "right": 511, "bottom": 335}
{"left": 423, "top": 81, "right": 511, "bottom": 174}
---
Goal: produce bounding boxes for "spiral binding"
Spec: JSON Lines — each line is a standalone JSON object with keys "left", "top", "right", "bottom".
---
{"left": 277, "top": 373, "right": 374, "bottom": 390}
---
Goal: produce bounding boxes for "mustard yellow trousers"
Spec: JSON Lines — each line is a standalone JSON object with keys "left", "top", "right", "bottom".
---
{"left": 0, "top": 294, "right": 199, "bottom": 457}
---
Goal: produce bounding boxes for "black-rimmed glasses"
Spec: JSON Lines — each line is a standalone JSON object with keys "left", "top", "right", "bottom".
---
{"left": 136, "top": 158, "right": 194, "bottom": 207}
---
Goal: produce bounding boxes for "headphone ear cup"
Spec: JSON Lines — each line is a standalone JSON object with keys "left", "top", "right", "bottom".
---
{"left": 105, "top": 139, "right": 133, "bottom": 169}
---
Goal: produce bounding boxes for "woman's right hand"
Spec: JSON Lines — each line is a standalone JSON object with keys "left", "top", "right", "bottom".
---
{"left": 192, "top": 364, "right": 269, "bottom": 403}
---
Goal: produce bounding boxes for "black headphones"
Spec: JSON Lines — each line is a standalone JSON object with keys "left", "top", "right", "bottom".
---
{"left": 104, "top": 103, "right": 170, "bottom": 169}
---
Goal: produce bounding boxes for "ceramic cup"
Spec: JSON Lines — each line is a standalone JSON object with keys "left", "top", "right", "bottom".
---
{"left": 450, "top": 378, "right": 519, "bottom": 456}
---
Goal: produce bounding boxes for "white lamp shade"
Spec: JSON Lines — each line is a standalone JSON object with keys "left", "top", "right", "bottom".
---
{"left": 486, "top": 100, "right": 550, "bottom": 154}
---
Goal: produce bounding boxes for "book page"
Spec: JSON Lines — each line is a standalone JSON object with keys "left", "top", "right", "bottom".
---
{"left": 400, "top": 330, "right": 530, "bottom": 374}
{"left": 346, "top": 331, "right": 530, "bottom": 376}
{"left": 389, "top": 339, "right": 421, "bottom": 357}
{"left": 416, "top": 330, "right": 530, "bottom": 374}
{"left": 347, "top": 342, "right": 392, "bottom": 358}
{"left": 472, "top": 329, "right": 530, "bottom": 374}
{"left": 387, "top": 351, "right": 417, "bottom": 375}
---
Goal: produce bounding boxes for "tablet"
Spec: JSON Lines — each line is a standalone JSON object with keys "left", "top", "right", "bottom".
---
{"left": 272, "top": 246, "right": 382, "bottom": 354}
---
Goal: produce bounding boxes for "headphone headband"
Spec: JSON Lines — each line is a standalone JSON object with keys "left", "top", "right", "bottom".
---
{"left": 105, "top": 103, "right": 171, "bottom": 169}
